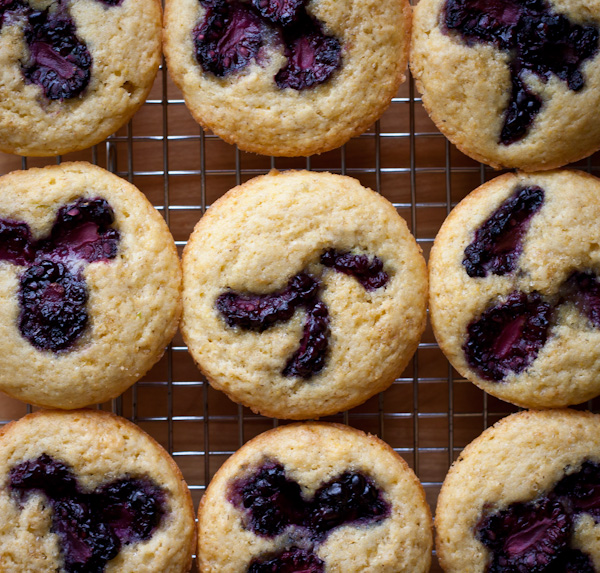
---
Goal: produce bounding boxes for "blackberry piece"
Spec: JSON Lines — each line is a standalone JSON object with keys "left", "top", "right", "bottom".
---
{"left": 321, "top": 248, "right": 389, "bottom": 290}
{"left": 309, "top": 471, "right": 390, "bottom": 538}
{"left": 249, "top": 547, "right": 324, "bottom": 572}
{"left": 501, "top": 70, "right": 543, "bottom": 145}
{"left": 252, "top": 0, "right": 305, "bottom": 27}
{"left": 477, "top": 498, "right": 572, "bottom": 573}
{"left": 230, "top": 461, "right": 389, "bottom": 543}
{"left": 554, "top": 461, "right": 600, "bottom": 522}
{"left": 0, "top": 0, "right": 26, "bottom": 31}
{"left": 275, "top": 21, "right": 341, "bottom": 90}
{"left": 98, "top": 478, "right": 166, "bottom": 543}
{"left": 282, "top": 299, "right": 329, "bottom": 378}
{"left": 18, "top": 260, "right": 88, "bottom": 352}
{"left": 193, "top": 0, "right": 264, "bottom": 77}
{"left": 216, "top": 273, "right": 320, "bottom": 331}
{"left": 561, "top": 272, "right": 600, "bottom": 328}
{"left": 550, "top": 548, "right": 596, "bottom": 572}
{"left": 230, "top": 461, "right": 305, "bottom": 537}
{"left": 0, "top": 218, "right": 35, "bottom": 266}
{"left": 463, "top": 185, "right": 545, "bottom": 278}
{"left": 23, "top": 8, "right": 92, "bottom": 100}
{"left": 464, "top": 291, "right": 552, "bottom": 381}
{"left": 8, "top": 454, "right": 165, "bottom": 573}
{"left": 42, "top": 197, "right": 120, "bottom": 263}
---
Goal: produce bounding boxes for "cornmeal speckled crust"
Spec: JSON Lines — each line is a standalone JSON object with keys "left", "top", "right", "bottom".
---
{"left": 0, "top": 409, "right": 196, "bottom": 573}
{"left": 430, "top": 170, "right": 600, "bottom": 408}
{"left": 0, "top": 0, "right": 161, "bottom": 157}
{"left": 181, "top": 170, "right": 427, "bottom": 420}
{"left": 198, "top": 422, "right": 432, "bottom": 572}
{"left": 0, "top": 162, "right": 181, "bottom": 408}
{"left": 163, "top": 0, "right": 410, "bottom": 157}
{"left": 436, "top": 409, "right": 600, "bottom": 572}
{"left": 410, "top": 0, "right": 600, "bottom": 171}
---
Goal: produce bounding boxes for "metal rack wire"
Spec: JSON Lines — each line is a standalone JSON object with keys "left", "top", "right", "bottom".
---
{"left": 1, "top": 60, "right": 600, "bottom": 571}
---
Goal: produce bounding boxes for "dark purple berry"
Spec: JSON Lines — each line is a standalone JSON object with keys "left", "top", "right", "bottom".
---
{"left": 0, "top": 197, "right": 120, "bottom": 353}
{"left": 249, "top": 547, "right": 324, "bottom": 573}
{"left": 501, "top": 70, "right": 543, "bottom": 145}
{"left": 42, "top": 197, "right": 120, "bottom": 263}
{"left": 230, "top": 461, "right": 305, "bottom": 537}
{"left": 192, "top": 0, "right": 342, "bottom": 90}
{"left": 10, "top": 453, "right": 77, "bottom": 499}
{"left": 309, "top": 471, "right": 390, "bottom": 537}
{"left": 275, "top": 23, "right": 341, "bottom": 90}
{"left": 561, "top": 272, "right": 600, "bottom": 328}
{"left": 216, "top": 273, "right": 320, "bottom": 331}
{"left": 230, "top": 460, "right": 389, "bottom": 549}
{"left": 98, "top": 478, "right": 166, "bottom": 544}
{"left": 321, "top": 248, "right": 389, "bottom": 290}
{"left": 443, "top": 0, "right": 600, "bottom": 144}
{"left": 23, "top": 9, "right": 92, "bottom": 100}
{"left": 477, "top": 498, "right": 572, "bottom": 573}
{"left": 193, "top": 0, "right": 264, "bottom": 77}
{"left": 464, "top": 291, "right": 552, "bottom": 382}
{"left": 0, "top": 0, "right": 26, "bottom": 31}
{"left": 0, "top": 219, "right": 34, "bottom": 266}
{"left": 18, "top": 260, "right": 88, "bottom": 352}
{"left": 550, "top": 549, "right": 596, "bottom": 573}
{"left": 9, "top": 454, "right": 165, "bottom": 573}
{"left": 282, "top": 299, "right": 329, "bottom": 378}
{"left": 252, "top": 0, "right": 304, "bottom": 27}
{"left": 554, "top": 461, "right": 600, "bottom": 522}
{"left": 463, "top": 185, "right": 545, "bottom": 278}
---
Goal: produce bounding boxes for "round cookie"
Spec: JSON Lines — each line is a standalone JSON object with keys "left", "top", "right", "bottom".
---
{"left": 0, "top": 409, "right": 196, "bottom": 573}
{"left": 0, "top": 0, "right": 161, "bottom": 157}
{"left": 163, "top": 0, "right": 410, "bottom": 157}
{"left": 181, "top": 170, "right": 428, "bottom": 420}
{"left": 429, "top": 169, "right": 600, "bottom": 408}
{"left": 0, "top": 161, "right": 181, "bottom": 409}
{"left": 436, "top": 409, "right": 600, "bottom": 572}
{"left": 198, "top": 422, "right": 432, "bottom": 572}
{"left": 410, "top": 0, "right": 600, "bottom": 171}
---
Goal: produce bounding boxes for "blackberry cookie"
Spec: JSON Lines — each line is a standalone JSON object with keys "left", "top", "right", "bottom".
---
{"left": 163, "top": 0, "right": 411, "bottom": 157}
{"left": 0, "top": 162, "right": 181, "bottom": 409}
{"left": 0, "top": 409, "right": 196, "bottom": 573}
{"left": 0, "top": 0, "right": 161, "bottom": 157}
{"left": 436, "top": 409, "right": 600, "bottom": 572}
{"left": 181, "top": 170, "right": 428, "bottom": 419}
{"left": 430, "top": 170, "right": 600, "bottom": 408}
{"left": 410, "top": 0, "right": 600, "bottom": 171}
{"left": 198, "top": 422, "right": 432, "bottom": 572}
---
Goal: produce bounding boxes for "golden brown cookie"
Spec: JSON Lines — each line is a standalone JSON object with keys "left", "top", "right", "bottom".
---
{"left": 0, "top": 162, "right": 181, "bottom": 409}
{"left": 430, "top": 169, "right": 600, "bottom": 408}
{"left": 436, "top": 409, "right": 600, "bottom": 572}
{"left": 181, "top": 170, "right": 427, "bottom": 419}
{"left": 0, "top": 0, "right": 162, "bottom": 156}
{"left": 410, "top": 0, "right": 600, "bottom": 171}
{"left": 163, "top": 0, "right": 410, "bottom": 157}
{"left": 198, "top": 422, "right": 432, "bottom": 572}
{"left": 0, "top": 409, "right": 196, "bottom": 573}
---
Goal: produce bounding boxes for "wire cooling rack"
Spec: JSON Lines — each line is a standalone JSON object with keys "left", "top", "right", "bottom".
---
{"left": 1, "top": 60, "right": 600, "bottom": 571}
